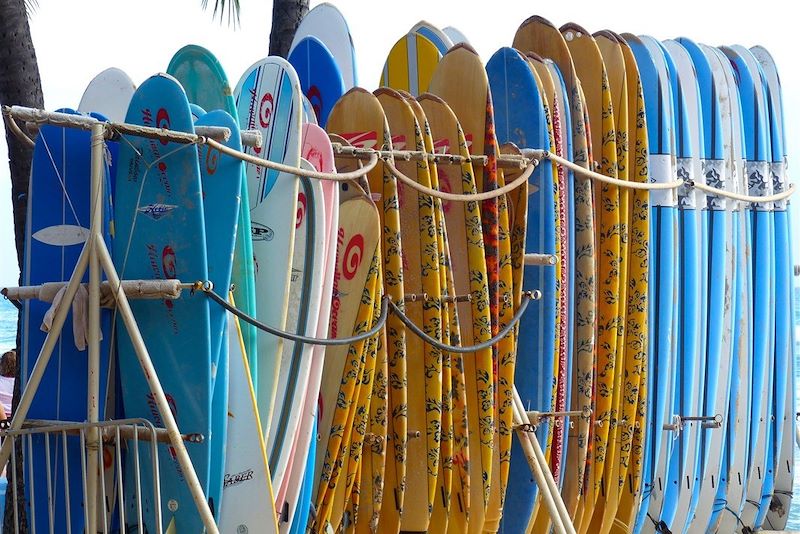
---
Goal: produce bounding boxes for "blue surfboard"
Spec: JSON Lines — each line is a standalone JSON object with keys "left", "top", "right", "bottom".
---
{"left": 22, "top": 108, "right": 113, "bottom": 533}
{"left": 751, "top": 44, "right": 796, "bottom": 531}
{"left": 657, "top": 39, "right": 704, "bottom": 531}
{"left": 288, "top": 36, "right": 346, "bottom": 128}
{"left": 195, "top": 108, "right": 244, "bottom": 518}
{"left": 167, "top": 44, "right": 259, "bottom": 387}
{"left": 624, "top": 34, "right": 679, "bottom": 534}
{"left": 114, "top": 73, "right": 212, "bottom": 533}
{"left": 486, "top": 46, "right": 555, "bottom": 533}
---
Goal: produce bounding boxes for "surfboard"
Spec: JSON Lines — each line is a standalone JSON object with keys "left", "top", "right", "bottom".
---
{"left": 654, "top": 39, "right": 703, "bottom": 533}
{"left": 194, "top": 108, "right": 243, "bottom": 518}
{"left": 166, "top": 44, "right": 258, "bottom": 389}
{"left": 442, "top": 26, "right": 470, "bottom": 47}
{"left": 720, "top": 43, "right": 775, "bottom": 532}
{"left": 429, "top": 44, "right": 502, "bottom": 533}
{"left": 623, "top": 35, "right": 678, "bottom": 534}
{"left": 327, "top": 88, "right": 408, "bottom": 533}
{"left": 375, "top": 86, "right": 443, "bottom": 532}
{"left": 278, "top": 125, "right": 339, "bottom": 533}
{"left": 290, "top": 2, "right": 358, "bottom": 90}
{"left": 561, "top": 24, "right": 622, "bottom": 534}
{"left": 751, "top": 44, "right": 795, "bottom": 531}
{"left": 403, "top": 90, "right": 465, "bottom": 534}
{"left": 513, "top": 18, "right": 597, "bottom": 517}
{"left": 380, "top": 31, "right": 441, "bottom": 97}
{"left": 410, "top": 20, "right": 453, "bottom": 55}
{"left": 113, "top": 73, "right": 211, "bottom": 533}
{"left": 311, "top": 178, "right": 380, "bottom": 531}
{"left": 707, "top": 43, "right": 753, "bottom": 534}
{"left": 610, "top": 32, "right": 651, "bottom": 534}
{"left": 78, "top": 67, "right": 135, "bottom": 123}
{"left": 419, "top": 91, "right": 493, "bottom": 534}
{"left": 233, "top": 56, "right": 302, "bottom": 442}
{"left": 661, "top": 41, "right": 709, "bottom": 531}
{"left": 22, "top": 108, "right": 113, "bottom": 533}
{"left": 486, "top": 46, "right": 554, "bottom": 534}
{"left": 269, "top": 159, "right": 325, "bottom": 498}
{"left": 287, "top": 36, "right": 346, "bottom": 128}
{"left": 218, "top": 301, "right": 279, "bottom": 533}
{"left": 678, "top": 41, "right": 737, "bottom": 533}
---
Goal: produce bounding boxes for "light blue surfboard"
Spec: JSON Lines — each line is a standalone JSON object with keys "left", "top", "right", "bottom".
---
{"left": 707, "top": 43, "right": 753, "bottom": 533}
{"left": 657, "top": 39, "right": 704, "bottom": 531}
{"left": 486, "top": 46, "right": 555, "bottom": 534}
{"left": 288, "top": 36, "right": 346, "bottom": 128}
{"left": 22, "top": 108, "right": 113, "bottom": 533}
{"left": 167, "top": 44, "right": 259, "bottom": 387}
{"left": 751, "top": 44, "right": 796, "bottom": 531}
{"left": 114, "top": 73, "right": 212, "bottom": 533}
{"left": 624, "top": 34, "right": 678, "bottom": 534}
{"left": 194, "top": 108, "right": 244, "bottom": 518}
{"left": 722, "top": 43, "right": 776, "bottom": 531}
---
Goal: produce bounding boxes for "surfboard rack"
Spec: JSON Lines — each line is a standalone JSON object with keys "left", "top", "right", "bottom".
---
{"left": 663, "top": 414, "right": 723, "bottom": 434}
{"left": 404, "top": 292, "right": 474, "bottom": 303}
{"left": 525, "top": 407, "right": 592, "bottom": 429}
{"left": 525, "top": 253, "right": 557, "bottom": 266}
{"left": 0, "top": 418, "right": 167, "bottom": 533}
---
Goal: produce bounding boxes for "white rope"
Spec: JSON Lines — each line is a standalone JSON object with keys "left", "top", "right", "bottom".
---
{"left": 692, "top": 180, "right": 795, "bottom": 203}
{"left": 203, "top": 136, "right": 379, "bottom": 181}
{"left": 384, "top": 156, "right": 536, "bottom": 202}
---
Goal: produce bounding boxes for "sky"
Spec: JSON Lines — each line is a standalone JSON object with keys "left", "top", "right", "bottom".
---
{"left": 1, "top": 0, "right": 799, "bottom": 288}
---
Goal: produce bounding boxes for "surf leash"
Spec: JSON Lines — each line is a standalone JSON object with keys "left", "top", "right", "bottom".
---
{"left": 200, "top": 283, "right": 388, "bottom": 346}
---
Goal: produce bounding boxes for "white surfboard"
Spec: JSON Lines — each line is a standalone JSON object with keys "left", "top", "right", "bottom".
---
{"left": 77, "top": 67, "right": 136, "bottom": 122}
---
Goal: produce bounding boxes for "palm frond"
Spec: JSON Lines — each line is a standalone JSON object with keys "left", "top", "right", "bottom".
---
{"left": 24, "top": 0, "right": 38, "bottom": 16}
{"left": 200, "top": 0, "right": 240, "bottom": 28}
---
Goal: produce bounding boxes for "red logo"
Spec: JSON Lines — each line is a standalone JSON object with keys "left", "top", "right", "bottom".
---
{"left": 464, "top": 133, "right": 473, "bottom": 150}
{"left": 296, "top": 192, "right": 307, "bottom": 228}
{"left": 259, "top": 92, "right": 274, "bottom": 128}
{"left": 342, "top": 234, "right": 364, "bottom": 280}
{"left": 391, "top": 134, "right": 407, "bottom": 151}
{"left": 303, "top": 146, "right": 324, "bottom": 171}
{"left": 307, "top": 85, "right": 323, "bottom": 122}
{"left": 341, "top": 131, "right": 378, "bottom": 150}
{"left": 439, "top": 171, "right": 453, "bottom": 214}
{"left": 162, "top": 246, "right": 177, "bottom": 279}
{"left": 433, "top": 138, "right": 450, "bottom": 154}
{"left": 205, "top": 146, "right": 219, "bottom": 175}
{"left": 156, "top": 108, "right": 171, "bottom": 146}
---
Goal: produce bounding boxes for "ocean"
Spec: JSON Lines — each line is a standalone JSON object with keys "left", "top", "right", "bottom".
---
{"left": 0, "top": 294, "right": 798, "bottom": 527}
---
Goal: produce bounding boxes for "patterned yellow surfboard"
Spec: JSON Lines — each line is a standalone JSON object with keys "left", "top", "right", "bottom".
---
{"left": 611, "top": 32, "right": 650, "bottom": 534}
{"left": 560, "top": 23, "right": 621, "bottom": 534}
{"left": 375, "top": 87, "right": 443, "bottom": 533}
{"left": 419, "top": 92, "right": 493, "bottom": 534}
{"left": 404, "top": 91, "right": 466, "bottom": 534}
{"left": 513, "top": 17, "right": 597, "bottom": 519}
{"left": 327, "top": 88, "right": 408, "bottom": 532}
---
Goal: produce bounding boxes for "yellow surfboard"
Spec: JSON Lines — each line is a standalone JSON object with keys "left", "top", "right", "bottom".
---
{"left": 312, "top": 174, "right": 381, "bottom": 532}
{"left": 512, "top": 18, "right": 597, "bottom": 519}
{"left": 419, "top": 92, "right": 493, "bottom": 534}
{"left": 611, "top": 31, "right": 650, "bottom": 534}
{"left": 327, "top": 88, "right": 408, "bottom": 532}
{"left": 404, "top": 91, "right": 466, "bottom": 534}
{"left": 429, "top": 44, "right": 507, "bottom": 534}
{"left": 375, "top": 87, "right": 444, "bottom": 533}
{"left": 560, "top": 23, "right": 621, "bottom": 534}
{"left": 380, "top": 32, "right": 441, "bottom": 97}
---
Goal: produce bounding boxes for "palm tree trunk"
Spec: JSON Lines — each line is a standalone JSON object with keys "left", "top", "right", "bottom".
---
{"left": 1, "top": 0, "right": 44, "bottom": 530}
{"left": 268, "top": 0, "right": 309, "bottom": 58}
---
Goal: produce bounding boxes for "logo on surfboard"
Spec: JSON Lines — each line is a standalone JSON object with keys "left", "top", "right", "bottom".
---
{"left": 341, "top": 131, "right": 378, "bottom": 150}
{"left": 251, "top": 222, "right": 274, "bottom": 242}
{"left": 137, "top": 203, "right": 178, "bottom": 221}
{"left": 259, "top": 92, "right": 274, "bottom": 129}
{"left": 342, "top": 234, "right": 364, "bottom": 280}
